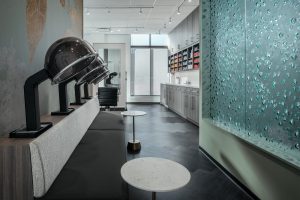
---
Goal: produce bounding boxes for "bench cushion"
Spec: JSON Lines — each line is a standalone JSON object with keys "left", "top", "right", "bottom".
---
{"left": 88, "top": 111, "right": 124, "bottom": 130}
{"left": 37, "top": 130, "right": 128, "bottom": 200}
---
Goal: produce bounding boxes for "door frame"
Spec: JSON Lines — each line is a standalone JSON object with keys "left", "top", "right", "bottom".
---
{"left": 93, "top": 43, "right": 127, "bottom": 108}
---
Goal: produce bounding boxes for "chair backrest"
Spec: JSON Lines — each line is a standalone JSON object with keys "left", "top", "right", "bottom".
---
{"left": 98, "top": 87, "right": 118, "bottom": 107}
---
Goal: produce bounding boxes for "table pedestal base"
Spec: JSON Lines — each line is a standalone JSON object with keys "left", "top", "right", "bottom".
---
{"left": 152, "top": 192, "right": 156, "bottom": 200}
{"left": 127, "top": 140, "right": 141, "bottom": 153}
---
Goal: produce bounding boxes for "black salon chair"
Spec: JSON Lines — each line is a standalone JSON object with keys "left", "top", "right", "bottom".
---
{"left": 98, "top": 87, "right": 118, "bottom": 110}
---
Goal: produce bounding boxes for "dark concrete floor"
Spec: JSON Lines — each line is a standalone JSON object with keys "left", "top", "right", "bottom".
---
{"left": 123, "top": 104, "right": 253, "bottom": 200}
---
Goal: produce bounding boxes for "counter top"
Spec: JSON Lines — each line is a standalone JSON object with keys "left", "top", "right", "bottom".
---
{"left": 161, "top": 83, "right": 199, "bottom": 89}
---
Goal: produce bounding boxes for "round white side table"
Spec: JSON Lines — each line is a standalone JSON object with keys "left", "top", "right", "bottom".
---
{"left": 121, "top": 157, "right": 191, "bottom": 200}
{"left": 121, "top": 111, "right": 146, "bottom": 153}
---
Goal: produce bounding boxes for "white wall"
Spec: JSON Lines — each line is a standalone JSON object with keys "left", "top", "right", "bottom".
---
{"left": 170, "top": 70, "right": 199, "bottom": 87}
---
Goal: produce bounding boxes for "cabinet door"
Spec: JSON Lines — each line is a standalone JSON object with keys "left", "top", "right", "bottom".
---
{"left": 175, "top": 87, "right": 181, "bottom": 114}
{"left": 189, "top": 89, "right": 199, "bottom": 124}
{"left": 166, "top": 86, "right": 170, "bottom": 106}
{"left": 160, "top": 84, "right": 164, "bottom": 104}
{"left": 190, "top": 94, "right": 196, "bottom": 122}
{"left": 170, "top": 86, "right": 173, "bottom": 108}
{"left": 193, "top": 8, "right": 200, "bottom": 42}
{"left": 183, "top": 92, "right": 189, "bottom": 117}
{"left": 161, "top": 85, "right": 166, "bottom": 105}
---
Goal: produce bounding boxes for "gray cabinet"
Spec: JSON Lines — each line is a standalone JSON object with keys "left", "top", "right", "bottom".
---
{"left": 160, "top": 84, "right": 167, "bottom": 106}
{"left": 188, "top": 89, "right": 199, "bottom": 124}
{"left": 161, "top": 84, "right": 199, "bottom": 126}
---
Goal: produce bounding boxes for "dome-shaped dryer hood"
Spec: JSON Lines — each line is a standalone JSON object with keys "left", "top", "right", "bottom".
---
{"left": 85, "top": 66, "right": 109, "bottom": 84}
{"left": 45, "top": 37, "right": 97, "bottom": 84}
{"left": 90, "top": 71, "right": 110, "bottom": 85}
{"left": 76, "top": 57, "right": 106, "bottom": 85}
{"left": 76, "top": 58, "right": 109, "bottom": 85}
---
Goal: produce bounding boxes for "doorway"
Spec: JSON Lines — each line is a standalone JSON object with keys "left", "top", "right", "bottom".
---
{"left": 93, "top": 43, "right": 127, "bottom": 108}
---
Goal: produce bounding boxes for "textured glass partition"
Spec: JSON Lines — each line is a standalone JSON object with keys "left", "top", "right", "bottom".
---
{"left": 202, "top": 0, "right": 300, "bottom": 168}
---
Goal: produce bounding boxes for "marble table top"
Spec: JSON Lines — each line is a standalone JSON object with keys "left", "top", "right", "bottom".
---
{"left": 121, "top": 111, "right": 147, "bottom": 116}
{"left": 120, "top": 157, "right": 190, "bottom": 192}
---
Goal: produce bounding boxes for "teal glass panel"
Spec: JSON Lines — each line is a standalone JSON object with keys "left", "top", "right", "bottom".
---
{"left": 246, "top": 0, "right": 300, "bottom": 149}
{"left": 207, "top": 0, "right": 246, "bottom": 129}
{"left": 202, "top": 0, "right": 300, "bottom": 167}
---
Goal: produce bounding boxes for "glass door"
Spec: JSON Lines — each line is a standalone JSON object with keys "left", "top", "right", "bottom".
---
{"left": 93, "top": 43, "right": 126, "bottom": 108}
{"left": 133, "top": 48, "right": 151, "bottom": 95}
{"left": 131, "top": 48, "right": 168, "bottom": 96}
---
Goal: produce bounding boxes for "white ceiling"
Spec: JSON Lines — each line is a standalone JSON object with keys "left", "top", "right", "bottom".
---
{"left": 84, "top": 0, "right": 199, "bottom": 35}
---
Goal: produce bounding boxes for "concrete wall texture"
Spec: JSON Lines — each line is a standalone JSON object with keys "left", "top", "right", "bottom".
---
{"left": 0, "top": 0, "right": 83, "bottom": 136}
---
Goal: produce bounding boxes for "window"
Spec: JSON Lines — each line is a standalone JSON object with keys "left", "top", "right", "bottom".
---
{"left": 151, "top": 34, "right": 169, "bottom": 46}
{"left": 131, "top": 34, "right": 149, "bottom": 46}
{"left": 131, "top": 34, "right": 169, "bottom": 46}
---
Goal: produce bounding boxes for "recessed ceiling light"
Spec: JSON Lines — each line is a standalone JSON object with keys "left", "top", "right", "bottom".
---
{"left": 188, "top": 0, "right": 192, "bottom": 2}
{"left": 86, "top": 10, "right": 90, "bottom": 15}
{"left": 117, "top": 29, "right": 121, "bottom": 32}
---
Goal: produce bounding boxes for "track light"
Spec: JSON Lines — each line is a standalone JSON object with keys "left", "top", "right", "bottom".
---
{"left": 177, "top": 8, "right": 181, "bottom": 15}
{"left": 169, "top": 18, "right": 172, "bottom": 24}
{"left": 139, "top": 8, "right": 143, "bottom": 14}
{"left": 164, "top": 23, "right": 166, "bottom": 29}
{"left": 135, "top": 28, "right": 138, "bottom": 32}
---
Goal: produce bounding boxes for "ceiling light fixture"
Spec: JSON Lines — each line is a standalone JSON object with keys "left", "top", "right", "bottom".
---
{"left": 135, "top": 28, "right": 138, "bottom": 32}
{"left": 188, "top": 0, "right": 192, "bottom": 2}
{"left": 169, "top": 17, "right": 172, "bottom": 24}
{"left": 86, "top": 9, "right": 90, "bottom": 15}
{"left": 117, "top": 29, "right": 121, "bottom": 32}
{"left": 107, "top": 9, "right": 111, "bottom": 14}
{"left": 177, "top": 8, "right": 181, "bottom": 15}
{"left": 139, "top": 8, "right": 143, "bottom": 14}
{"left": 164, "top": 23, "right": 167, "bottom": 29}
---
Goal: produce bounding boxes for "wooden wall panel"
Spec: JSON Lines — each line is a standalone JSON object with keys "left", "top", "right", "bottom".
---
{"left": 0, "top": 142, "right": 33, "bottom": 200}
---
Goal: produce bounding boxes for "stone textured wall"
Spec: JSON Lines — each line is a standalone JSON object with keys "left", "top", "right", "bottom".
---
{"left": 0, "top": 0, "right": 83, "bottom": 136}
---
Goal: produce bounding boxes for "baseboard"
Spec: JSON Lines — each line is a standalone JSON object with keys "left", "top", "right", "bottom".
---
{"left": 198, "top": 146, "right": 259, "bottom": 200}
{"left": 100, "top": 107, "right": 126, "bottom": 111}
{"left": 126, "top": 102, "right": 160, "bottom": 104}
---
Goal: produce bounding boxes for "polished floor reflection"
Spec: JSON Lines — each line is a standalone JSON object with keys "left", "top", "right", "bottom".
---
{"left": 124, "top": 104, "right": 253, "bottom": 200}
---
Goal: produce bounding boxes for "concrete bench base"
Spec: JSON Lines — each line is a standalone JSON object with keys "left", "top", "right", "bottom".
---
{"left": 37, "top": 111, "right": 128, "bottom": 200}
